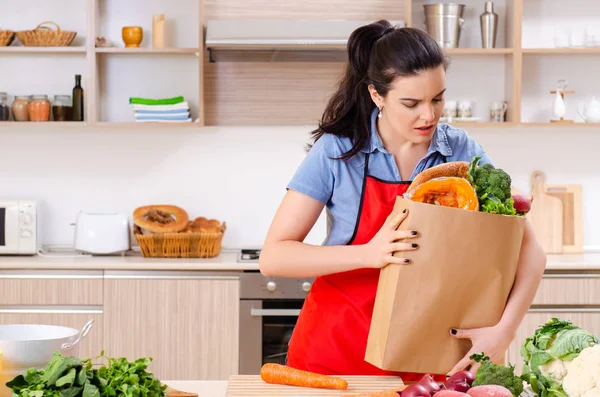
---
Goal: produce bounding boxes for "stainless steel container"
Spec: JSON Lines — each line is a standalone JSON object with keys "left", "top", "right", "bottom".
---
{"left": 480, "top": 1, "right": 498, "bottom": 48}
{"left": 423, "top": 3, "right": 466, "bottom": 48}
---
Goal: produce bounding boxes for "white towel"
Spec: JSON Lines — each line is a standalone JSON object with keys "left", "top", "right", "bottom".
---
{"left": 131, "top": 101, "right": 190, "bottom": 111}
{"left": 135, "top": 118, "right": 193, "bottom": 123}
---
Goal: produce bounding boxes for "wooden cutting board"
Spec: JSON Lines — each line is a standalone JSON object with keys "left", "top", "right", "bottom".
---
{"left": 226, "top": 375, "right": 405, "bottom": 396}
{"left": 528, "top": 171, "right": 564, "bottom": 253}
{"left": 544, "top": 183, "right": 583, "bottom": 253}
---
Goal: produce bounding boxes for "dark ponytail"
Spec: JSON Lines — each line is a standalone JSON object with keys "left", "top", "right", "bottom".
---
{"left": 310, "top": 20, "right": 448, "bottom": 160}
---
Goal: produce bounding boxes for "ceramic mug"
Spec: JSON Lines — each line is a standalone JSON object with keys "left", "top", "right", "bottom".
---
{"left": 443, "top": 100, "right": 457, "bottom": 118}
{"left": 458, "top": 100, "right": 473, "bottom": 118}
{"left": 490, "top": 101, "right": 508, "bottom": 122}
{"left": 122, "top": 26, "right": 143, "bottom": 48}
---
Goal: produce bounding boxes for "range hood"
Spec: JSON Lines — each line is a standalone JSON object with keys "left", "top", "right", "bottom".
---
{"left": 205, "top": 19, "right": 406, "bottom": 51}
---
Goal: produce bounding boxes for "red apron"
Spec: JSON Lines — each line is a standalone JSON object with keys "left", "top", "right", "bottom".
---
{"left": 287, "top": 152, "right": 445, "bottom": 382}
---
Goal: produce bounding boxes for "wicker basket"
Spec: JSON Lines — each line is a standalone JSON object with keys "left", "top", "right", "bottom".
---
{"left": 134, "top": 222, "right": 226, "bottom": 258}
{"left": 0, "top": 30, "right": 15, "bottom": 46}
{"left": 16, "top": 21, "right": 76, "bottom": 47}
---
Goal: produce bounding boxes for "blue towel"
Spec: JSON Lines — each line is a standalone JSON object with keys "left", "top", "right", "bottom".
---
{"left": 135, "top": 109, "right": 190, "bottom": 115}
{"left": 135, "top": 113, "right": 190, "bottom": 121}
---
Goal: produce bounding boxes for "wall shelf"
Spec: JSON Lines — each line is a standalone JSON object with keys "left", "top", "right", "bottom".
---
{"left": 95, "top": 48, "right": 202, "bottom": 55}
{"left": 0, "top": 47, "right": 87, "bottom": 53}
{"left": 523, "top": 48, "right": 600, "bottom": 55}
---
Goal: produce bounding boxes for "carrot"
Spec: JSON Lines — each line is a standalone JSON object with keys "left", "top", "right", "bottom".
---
{"left": 259, "top": 363, "right": 348, "bottom": 390}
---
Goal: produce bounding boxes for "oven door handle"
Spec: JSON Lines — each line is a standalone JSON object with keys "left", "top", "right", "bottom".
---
{"left": 250, "top": 308, "right": 301, "bottom": 317}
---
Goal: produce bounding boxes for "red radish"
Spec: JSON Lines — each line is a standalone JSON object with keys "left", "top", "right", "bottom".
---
{"left": 401, "top": 383, "right": 431, "bottom": 397}
{"left": 447, "top": 371, "right": 476, "bottom": 386}
{"left": 512, "top": 193, "right": 532, "bottom": 214}
{"left": 436, "top": 391, "right": 469, "bottom": 397}
{"left": 443, "top": 381, "right": 470, "bottom": 394}
{"left": 418, "top": 374, "right": 442, "bottom": 395}
{"left": 467, "top": 385, "right": 512, "bottom": 397}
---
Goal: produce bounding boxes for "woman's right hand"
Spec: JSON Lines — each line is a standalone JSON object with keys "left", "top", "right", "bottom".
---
{"left": 362, "top": 208, "right": 419, "bottom": 269}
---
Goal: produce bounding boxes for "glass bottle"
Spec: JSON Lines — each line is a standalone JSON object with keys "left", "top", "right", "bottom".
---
{"left": 52, "top": 95, "right": 73, "bottom": 121}
{"left": 0, "top": 92, "right": 9, "bottom": 121}
{"left": 28, "top": 95, "right": 51, "bottom": 122}
{"left": 72, "top": 74, "right": 84, "bottom": 122}
{"left": 12, "top": 95, "right": 31, "bottom": 122}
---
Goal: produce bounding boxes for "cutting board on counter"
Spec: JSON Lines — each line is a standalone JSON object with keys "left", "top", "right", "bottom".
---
{"left": 226, "top": 375, "right": 405, "bottom": 396}
{"left": 528, "top": 171, "right": 583, "bottom": 254}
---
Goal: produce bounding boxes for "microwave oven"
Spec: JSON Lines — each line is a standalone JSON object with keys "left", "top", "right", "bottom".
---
{"left": 0, "top": 199, "right": 38, "bottom": 255}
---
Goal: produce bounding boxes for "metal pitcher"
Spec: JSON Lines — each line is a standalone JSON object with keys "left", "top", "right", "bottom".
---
{"left": 424, "top": 3, "right": 466, "bottom": 48}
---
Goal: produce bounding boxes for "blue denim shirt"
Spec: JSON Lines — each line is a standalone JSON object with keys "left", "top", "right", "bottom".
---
{"left": 287, "top": 108, "right": 493, "bottom": 247}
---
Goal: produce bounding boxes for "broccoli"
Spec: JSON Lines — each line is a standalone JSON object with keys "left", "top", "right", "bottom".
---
{"left": 468, "top": 156, "right": 519, "bottom": 216}
{"left": 470, "top": 353, "right": 524, "bottom": 397}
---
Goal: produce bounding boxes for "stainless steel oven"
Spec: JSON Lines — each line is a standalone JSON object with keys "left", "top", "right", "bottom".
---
{"left": 238, "top": 250, "right": 313, "bottom": 374}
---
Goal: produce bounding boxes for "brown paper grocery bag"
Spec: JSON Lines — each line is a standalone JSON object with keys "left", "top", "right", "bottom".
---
{"left": 365, "top": 197, "right": 527, "bottom": 375}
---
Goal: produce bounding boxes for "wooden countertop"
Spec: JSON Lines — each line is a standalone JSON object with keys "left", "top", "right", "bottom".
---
{"left": 163, "top": 380, "right": 227, "bottom": 397}
{"left": 0, "top": 251, "right": 600, "bottom": 271}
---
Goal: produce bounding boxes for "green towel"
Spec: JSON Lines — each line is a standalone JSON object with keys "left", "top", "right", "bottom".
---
{"left": 129, "top": 96, "right": 185, "bottom": 105}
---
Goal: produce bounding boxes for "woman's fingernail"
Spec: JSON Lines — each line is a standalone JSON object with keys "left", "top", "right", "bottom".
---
{"left": 404, "top": 258, "right": 410, "bottom": 263}
{"left": 412, "top": 243, "right": 418, "bottom": 248}
{"left": 402, "top": 208, "right": 407, "bottom": 213}
{"left": 451, "top": 329, "right": 457, "bottom": 335}
{"left": 411, "top": 231, "right": 418, "bottom": 236}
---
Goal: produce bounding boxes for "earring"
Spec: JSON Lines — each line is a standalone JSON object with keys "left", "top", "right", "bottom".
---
{"left": 378, "top": 106, "right": 383, "bottom": 118}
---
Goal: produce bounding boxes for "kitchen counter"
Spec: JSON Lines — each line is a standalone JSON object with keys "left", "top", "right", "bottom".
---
{"left": 1, "top": 251, "right": 600, "bottom": 271}
{"left": 0, "top": 251, "right": 260, "bottom": 271}
{"left": 163, "top": 380, "right": 227, "bottom": 397}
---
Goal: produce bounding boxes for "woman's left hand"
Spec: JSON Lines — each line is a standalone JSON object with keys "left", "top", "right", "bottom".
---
{"left": 446, "top": 324, "right": 516, "bottom": 376}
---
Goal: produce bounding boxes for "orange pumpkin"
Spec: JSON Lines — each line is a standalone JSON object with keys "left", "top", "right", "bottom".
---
{"left": 409, "top": 177, "right": 479, "bottom": 211}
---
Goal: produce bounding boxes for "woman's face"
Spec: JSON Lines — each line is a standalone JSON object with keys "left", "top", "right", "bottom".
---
{"left": 369, "top": 65, "right": 446, "bottom": 145}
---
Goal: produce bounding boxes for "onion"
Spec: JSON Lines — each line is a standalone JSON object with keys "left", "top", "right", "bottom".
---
{"left": 443, "top": 380, "right": 471, "bottom": 394}
{"left": 418, "top": 374, "right": 442, "bottom": 395}
{"left": 447, "top": 370, "right": 476, "bottom": 386}
{"left": 401, "top": 383, "right": 432, "bottom": 397}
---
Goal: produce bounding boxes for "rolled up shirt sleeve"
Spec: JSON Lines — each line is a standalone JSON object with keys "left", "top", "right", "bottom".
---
{"left": 286, "top": 134, "right": 337, "bottom": 205}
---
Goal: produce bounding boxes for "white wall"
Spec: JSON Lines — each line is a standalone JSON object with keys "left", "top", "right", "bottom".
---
{"left": 1, "top": 124, "right": 599, "bottom": 250}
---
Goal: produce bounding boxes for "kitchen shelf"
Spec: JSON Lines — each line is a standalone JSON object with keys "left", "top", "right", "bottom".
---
{"left": 90, "top": 122, "right": 201, "bottom": 127}
{"left": 523, "top": 48, "right": 600, "bottom": 55}
{"left": 0, "top": 47, "right": 87, "bottom": 53}
{"left": 95, "top": 48, "right": 203, "bottom": 55}
{"left": 444, "top": 48, "right": 514, "bottom": 55}
{"left": 0, "top": 122, "right": 87, "bottom": 127}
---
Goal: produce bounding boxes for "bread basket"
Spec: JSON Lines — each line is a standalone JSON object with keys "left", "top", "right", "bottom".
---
{"left": 134, "top": 222, "right": 226, "bottom": 259}
{"left": 16, "top": 21, "right": 76, "bottom": 47}
{"left": 0, "top": 30, "right": 15, "bottom": 46}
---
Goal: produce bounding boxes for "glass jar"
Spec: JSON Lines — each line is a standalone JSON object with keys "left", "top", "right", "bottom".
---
{"left": 11, "top": 95, "right": 31, "bottom": 122}
{"left": 52, "top": 95, "right": 73, "bottom": 122}
{"left": 0, "top": 92, "right": 9, "bottom": 121}
{"left": 28, "top": 95, "right": 51, "bottom": 122}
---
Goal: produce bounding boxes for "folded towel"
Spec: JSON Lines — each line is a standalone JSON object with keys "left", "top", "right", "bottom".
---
{"left": 135, "top": 118, "right": 192, "bottom": 123}
{"left": 129, "top": 96, "right": 185, "bottom": 105}
{"left": 135, "top": 113, "right": 191, "bottom": 121}
{"left": 131, "top": 101, "right": 190, "bottom": 111}
{"left": 135, "top": 109, "right": 190, "bottom": 115}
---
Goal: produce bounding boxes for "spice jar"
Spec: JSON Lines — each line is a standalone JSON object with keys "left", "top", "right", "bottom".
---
{"left": 11, "top": 95, "right": 31, "bottom": 121}
{"left": 0, "top": 92, "right": 9, "bottom": 121}
{"left": 28, "top": 95, "right": 51, "bottom": 122}
{"left": 52, "top": 95, "right": 73, "bottom": 122}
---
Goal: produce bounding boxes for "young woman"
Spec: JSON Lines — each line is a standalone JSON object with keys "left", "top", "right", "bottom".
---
{"left": 259, "top": 20, "right": 546, "bottom": 380}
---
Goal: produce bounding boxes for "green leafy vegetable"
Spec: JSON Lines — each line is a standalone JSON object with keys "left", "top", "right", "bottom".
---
{"left": 520, "top": 362, "right": 568, "bottom": 397}
{"left": 520, "top": 317, "right": 600, "bottom": 383}
{"left": 467, "top": 156, "right": 521, "bottom": 216}
{"left": 6, "top": 351, "right": 166, "bottom": 397}
{"left": 470, "top": 352, "right": 524, "bottom": 397}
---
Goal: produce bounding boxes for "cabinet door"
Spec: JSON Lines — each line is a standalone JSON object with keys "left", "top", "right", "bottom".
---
{"left": 506, "top": 309, "right": 600, "bottom": 374}
{"left": 0, "top": 312, "right": 104, "bottom": 359}
{"left": 103, "top": 271, "right": 240, "bottom": 380}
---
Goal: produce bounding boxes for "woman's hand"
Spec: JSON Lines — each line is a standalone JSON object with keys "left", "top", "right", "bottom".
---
{"left": 447, "top": 324, "right": 516, "bottom": 376}
{"left": 361, "top": 208, "right": 419, "bottom": 269}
